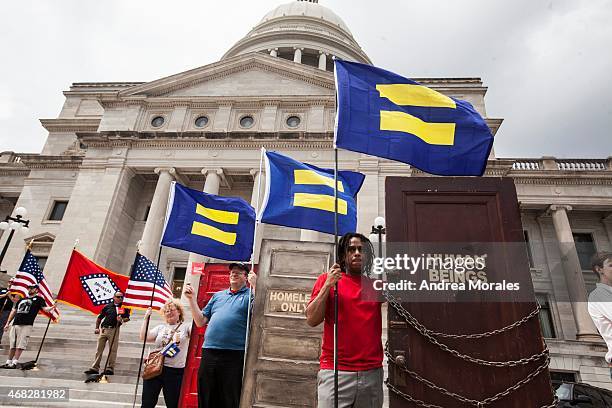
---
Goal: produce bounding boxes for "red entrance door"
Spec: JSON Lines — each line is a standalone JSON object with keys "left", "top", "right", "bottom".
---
{"left": 179, "top": 263, "right": 256, "bottom": 408}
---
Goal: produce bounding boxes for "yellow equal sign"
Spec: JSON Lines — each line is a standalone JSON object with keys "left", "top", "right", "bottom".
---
{"left": 294, "top": 169, "right": 344, "bottom": 192}
{"left": 293, "top": 170, "right": 347, "bottom": 214}
{"left": 376, "top": 83, "right": 456, "bottom": 146}
{"left": 191, "top": 204, "right": 239, "bottom": 245}
{"left": 293, "top": 193, "right": 348, "bottom": 215}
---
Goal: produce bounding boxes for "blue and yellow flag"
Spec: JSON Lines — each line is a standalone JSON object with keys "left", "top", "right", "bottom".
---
{"left": 161, "top": 182, "right": 255, "bottom": 261}
{"left": 259, "top": 151, "right": 365, "bottom": 235}
{"left": 334, "top": 60, "right": 493, "bottom": 176}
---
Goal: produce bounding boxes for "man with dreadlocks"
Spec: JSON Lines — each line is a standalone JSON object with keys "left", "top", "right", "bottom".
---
{"left": 305, "top": 232, "right": 383, "bottom": 408}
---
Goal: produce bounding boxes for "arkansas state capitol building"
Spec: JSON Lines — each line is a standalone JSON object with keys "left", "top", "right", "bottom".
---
{"left": 1, "top": 0, "right": 611, "bottom": 391}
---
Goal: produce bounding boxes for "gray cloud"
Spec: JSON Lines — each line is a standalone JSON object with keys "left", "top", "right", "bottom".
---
{"left": 1, "top": 0, "right": 610, "bottom": 158}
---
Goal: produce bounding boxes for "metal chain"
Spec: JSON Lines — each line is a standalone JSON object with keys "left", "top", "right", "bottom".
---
{"left": 385, "top": 292, "right": 547, "bottom": 367}
{"left": 386, "top": 342, "right": 551, "bottom": 406}
{"left": 384, "top": 291, "right": 540, "bottom": 339}
{"left": 386, "top": 381, "right": 558, "bottom": 408}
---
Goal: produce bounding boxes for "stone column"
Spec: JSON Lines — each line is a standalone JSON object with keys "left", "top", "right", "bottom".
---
{"left": 269, "top": 48, "right": 278, "bottom": 57}
{"left": 602, "top": 213, "right": 612, "bottom": 247}
{"left": 293, "top": 47, "right": 303, "bottom": 63}
{"left": 250, "top": 169, "right": 264, "bottom": 263}
{"left": 140, "top": 167, "right": 175, "bottom": 261}
{"left": 318, "top": 51, "right": 327, "bottom": 70}
{"left": 549, "top": 204, "right": 600, "bottom": 341}
{"left": 182, "top": 169, "right": 223, "bottom": 301}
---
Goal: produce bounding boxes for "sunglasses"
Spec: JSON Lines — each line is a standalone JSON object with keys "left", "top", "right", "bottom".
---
{"left": 115, "top": 295, "right": 124, "bottom": 298}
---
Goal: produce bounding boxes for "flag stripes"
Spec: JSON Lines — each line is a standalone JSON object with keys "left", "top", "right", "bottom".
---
{"left": 10, "top": 251, "right": 59, "bottom": 321}
{"left": 122, "top": 253, "right": 172, "bottom": 311}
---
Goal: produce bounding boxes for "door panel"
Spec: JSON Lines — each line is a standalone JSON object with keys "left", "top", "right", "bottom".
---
{"left": 385, "top": 177, "right": 553, "bottom": 407}
{"left": 240, "top": 239, "right": 332, "bottom": 408}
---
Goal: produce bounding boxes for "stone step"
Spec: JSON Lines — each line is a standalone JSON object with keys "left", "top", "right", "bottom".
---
{"left": 0, "top": 375, "right": 166, "bottom": 407}
{"left": 0, "top": 307, "right": 191, "bottom": 407}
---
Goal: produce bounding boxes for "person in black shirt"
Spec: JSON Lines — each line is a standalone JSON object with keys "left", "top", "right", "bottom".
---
{"left": 0, "top": 279, "right": 18, "bottom": 349}
{"left": 84, "top": 291, "right": 130, "bottom": 376}
{"left": 1, "top": 284, "right": 57, "bottom": 368}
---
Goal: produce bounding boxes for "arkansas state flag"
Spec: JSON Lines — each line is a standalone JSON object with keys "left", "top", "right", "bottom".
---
{"left": 56, "top": 250, "right": 129, "bottom": 314}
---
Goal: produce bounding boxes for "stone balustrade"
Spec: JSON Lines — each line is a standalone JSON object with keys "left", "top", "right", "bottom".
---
{"left": 510, "top": 157, "right": 611, "bottom": 171}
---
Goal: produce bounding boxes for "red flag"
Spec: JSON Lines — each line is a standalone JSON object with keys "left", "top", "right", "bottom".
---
{"left": 56, "top": 250, "right": 129, "bottom": 315}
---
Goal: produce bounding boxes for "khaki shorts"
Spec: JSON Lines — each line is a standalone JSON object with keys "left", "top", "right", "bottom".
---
{"left": 9, "top": 325, "right": 32, "bottom": 349}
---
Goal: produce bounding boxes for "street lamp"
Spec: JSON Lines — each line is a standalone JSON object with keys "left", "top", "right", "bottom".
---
{"left": 0, "top": 206, "right": 30, "bottom": 270}
{"left": 370, "top": 216, "right": 386, "bottom": 259}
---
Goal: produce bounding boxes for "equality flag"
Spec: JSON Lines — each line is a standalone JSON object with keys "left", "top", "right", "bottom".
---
{"left": 122, "top": 253, "right": 172, "bottom": 310}
{"left": 56, "top": 250, "right": 129, "bottom": 315}
{"left": 161, "top": 182, "right": 256, "bottom": 262}
{"left": 259, "top": 151, "right": 365, "bottom": 235}
{"left": 334, "top": 60, "right": 494, "bottom": 176}
{"left": 10, "top": 250, "right": 60, "bottom": 322}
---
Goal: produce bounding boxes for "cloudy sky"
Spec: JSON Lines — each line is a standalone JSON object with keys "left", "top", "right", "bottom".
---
{"left": 1, "top": 0, "right": 610, "bottom": 158}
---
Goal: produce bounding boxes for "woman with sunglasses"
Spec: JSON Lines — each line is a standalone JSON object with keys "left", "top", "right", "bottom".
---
{"left": 140, "top": 298, "right": 191, "bottom": 408}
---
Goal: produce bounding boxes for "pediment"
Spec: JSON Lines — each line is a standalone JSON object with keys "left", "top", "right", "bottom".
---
{"left": 119, "top": 53, "right": 335, "bottom": 99}
{"left": 24, "top": 232, "right": 56, "bottom": 244}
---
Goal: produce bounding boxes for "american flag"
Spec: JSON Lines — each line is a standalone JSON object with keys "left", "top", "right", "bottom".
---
{"left": 10, "top": 250, "right": 60, "bottom": 322}
{"left": 123, "top": 253, "right": 172, "bottom": 310}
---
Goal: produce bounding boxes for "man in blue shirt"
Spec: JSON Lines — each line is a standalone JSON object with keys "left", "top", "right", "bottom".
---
{"left": 185, "top": 263, "right": 256, "bottom": 408}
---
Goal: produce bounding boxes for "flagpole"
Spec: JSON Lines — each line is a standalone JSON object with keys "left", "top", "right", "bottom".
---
{"left": 332, "top": 60, "right": 340, "bottom": 408}
{"left": 21, "top": 239, "right": 52, "bottom": 371}
{"left": 132, "top": 184, "right": 173, "bottom": 406}
{"left": 333, "top": 147, "right": 339, "bottom": 408}
{"left": 243, "top": 147, "right": 265, "bottom": 381}
{"left": 131, "top": 243, "right": 162, "bottom": 408}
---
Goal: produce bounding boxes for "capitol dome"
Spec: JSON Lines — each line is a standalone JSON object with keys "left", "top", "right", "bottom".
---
{"left": 222, "top": 0, "right": 371, "bottom": 70}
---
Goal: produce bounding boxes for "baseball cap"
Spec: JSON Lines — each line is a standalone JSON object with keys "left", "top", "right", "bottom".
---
{"left": 228, "top": 263, "right": 249, "bottom": 274}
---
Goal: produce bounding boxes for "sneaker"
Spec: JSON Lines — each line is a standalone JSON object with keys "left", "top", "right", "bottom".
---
{"left": 4, "top": 363, "right": 17, "bottom": 369}
{"left": 0, "top": 363, "right": 12, "bottom": 369}
{"left": 102, "top": 369, "right": 114, "bottom": 375}
{"left": 84, "top": 368, "right": 98, "bottom": 375}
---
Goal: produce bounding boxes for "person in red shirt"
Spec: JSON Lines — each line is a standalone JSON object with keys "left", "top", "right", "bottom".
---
{"left": 306, "top": 232, "right": 383, "bottom": 408}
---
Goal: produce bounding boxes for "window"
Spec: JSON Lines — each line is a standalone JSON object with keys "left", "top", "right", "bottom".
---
{"left": 239, "top": 116, "right": 254, "bottom": 129}
{"left": 286, "top": 116, "right": 301, "bottom": 128}
{"left": 48, "top": 201, "right": 68, "bottom": 221}
{"left": 151, "top": 116, "right": 165, "bottom": 128}
{"left": 536, "top": 293, "right": 556, "bottom": 338}
{"left": 573, "top": 233, "right": 596, "bottom": 270}
{"left": 171, "top": 267, "right": 187, "bottom": 298}
{"left": 550, "top": 371, "right": 576, "bottom": 390}
{"left": 194, "top": 116, "right": 209, "bottom": 128}
{"left": 523, "top": 230, "right": 534, "bottom": 268}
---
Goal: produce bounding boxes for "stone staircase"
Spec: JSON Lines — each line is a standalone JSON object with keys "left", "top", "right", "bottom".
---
{"left": 0, "top": 305, "right": 168, "bottom": 407}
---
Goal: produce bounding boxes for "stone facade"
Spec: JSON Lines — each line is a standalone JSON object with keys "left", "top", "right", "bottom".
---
{"left": 0, "top": 0, "right": 611, "bottom": 392}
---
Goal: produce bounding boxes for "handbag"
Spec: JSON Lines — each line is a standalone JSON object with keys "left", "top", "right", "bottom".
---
{"left": 142, "top": 323, "right": 182, "bottom": 380}
{"left": 142, "top": 350, "right": 164, "bottom": 380}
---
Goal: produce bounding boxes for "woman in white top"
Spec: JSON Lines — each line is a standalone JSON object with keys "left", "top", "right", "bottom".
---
{"left": 140, "top": 298, "right": 191, "bottom": 408}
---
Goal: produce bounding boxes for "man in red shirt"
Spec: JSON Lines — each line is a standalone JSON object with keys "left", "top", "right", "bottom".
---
{"left": 306, "top": 232, "right": 383, "bottom": 408}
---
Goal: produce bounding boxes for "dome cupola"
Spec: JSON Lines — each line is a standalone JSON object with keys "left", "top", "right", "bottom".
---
{"left": 222, "top": 0, "right": 371, "bottom": 70}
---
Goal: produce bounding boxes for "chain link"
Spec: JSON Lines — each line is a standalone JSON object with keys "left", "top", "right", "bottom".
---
{"left": 386, "top": 342, "right": 551, "bottom": 406}
{"left": 385, "top": 292, "right": 547, "bottom": 367}
{"left": 386, "top": 380, "right": 558, "bottom": 408}
{"left": 385, "top": 291, "right": 540, "bottom": 339}
{"left": 383, "top": 290, "right": 556, "bottom": 406}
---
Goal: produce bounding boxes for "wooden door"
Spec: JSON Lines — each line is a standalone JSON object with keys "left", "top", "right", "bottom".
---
{"left": 240, "top": 239, "right": 332, "bottom": 408}
{"left": 385, "top": 177, "right": 553, "bottom": 407}
{"left": 179, "top": 263, "right": 257, "bottom": 408}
